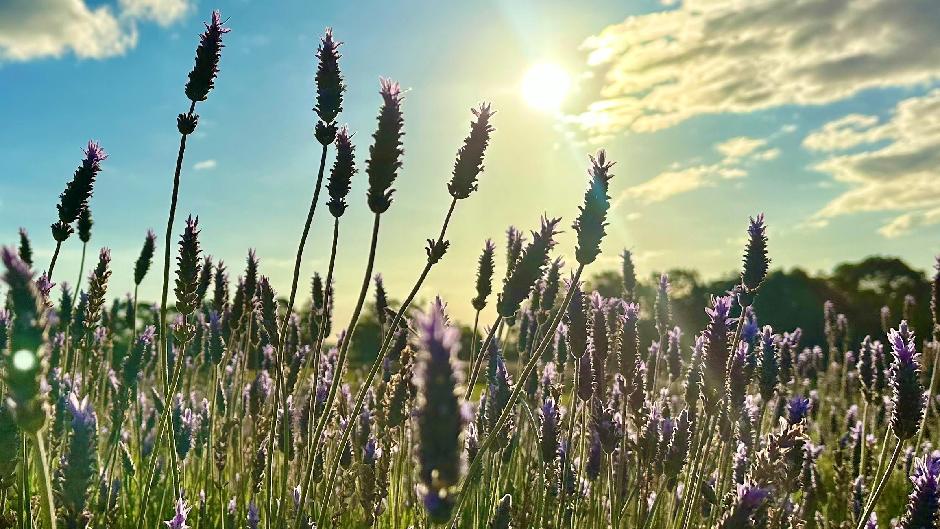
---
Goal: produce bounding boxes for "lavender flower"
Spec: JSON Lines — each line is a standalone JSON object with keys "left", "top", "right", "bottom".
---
{"left": 889, "top": 321, "right": 926, "bottom": 441}
{"left": 497, "top": 216, "right": 561, "bottom": 318}
{"left": 77, "top": 205, "right": 93, "bottom": 243}
{"left": 505, "top": 226, "right": 524, "bottom": 281}
{"left": 685, "top": 334, "right": 705, "bottom": 417}
{"left": 472, "top": 239, "right": 496, "bottom": 312}
{"left": 717, "top": 483, "right": 770, "bottom": 529}
{"left": 52, "top": 141, "right": 107, "bottom": 243}
{"left": 758, "top": 326, "right": 779, "bottom": 402}
{"left": 565, "top": 279, "right": 588, "bottom": 359}
{"left": 486, "top": 338, "right": 514, "bottom": 446}
{"left": 787, "top": 396, "right": 811, "bottom": 426}
{"left": 621, "top": 249, "right": 637, "bottom": 301}
{"left": 620, "top": 302, "right": 640, "bottom": 383}
{"left": 134, "top": 229, "right": 157, "bottom": 286}
{"left": 741, "top": 214, "right": 769, "bottom": 292}
{"left": 539, "top": 397, "right": 561, "bottom": 463}
{"left": 571, "top": 150, "right": 614, "bottom": 265}
{"left": 185, "top": 10, "right": 230, "bottom": 103}
{"left": 703, "top": 295, "right": 734, "bottom": 411}
{"left": 174, "top": 216, "right": 202, "bottom": 319}
{"left": 314, "top": 28, "right": 344, "bottom": 143}
{"left": 655, "top": 273, "right": 671, "bottom": 335}
{"left": 165, "top": 496, "right": 191, "bottom": 529}
{"left": 416, "top": 304, "right": 462, "bottom": 523}
{"left": 17, "top": 228, "right": 32, "bottom": 268}
{"left": 327, "top": 126, "right": 356, "bottom": 217}
{"left": 667, "top": 326, "right": 683, "bottom": 381}
{"left": 577, "top": 346, "right": 594, "bottom": 402}
{"left": 932, "top": 256, "right": 940, "bottom": 335}
{"left": 898, "top": 452, "right": 940, "bottom": 529}
{"left": 449, "top": 103, "right": 495, "bottom": 200}
{"left": 366, "top": 78, "right": 405, "bottom": 215}
{"left": 247, "top": 501, "right": 260, "bottom": 529}
{"left": 59, "top": 394, "right": 99, "bottom": 527}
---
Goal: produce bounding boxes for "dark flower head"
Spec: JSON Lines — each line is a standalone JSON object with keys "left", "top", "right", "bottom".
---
{"left": 134, "top": 229, "right": 157, "bottom": 286}
{"left": 620, "top": 302, "right": 640, "bottom": 381}
{"left": 327, "top": 126, "right": 356, "bottom": 217}
{"left": 702, "top": 295, "right": 734, "bottom": 410}
{"left": 889, "top": 321, "right": 925, "bottom": 441}
{"left": 472, "top": 239, "right": 496, "bottom": 311}
{"left": 165, "top": 496, "right": 191, "bottom": 529}
{"left": 449, "top": 103, "right": 495, "bottom": 200}
{"left": 573, "top": 150, "right": 614, "bottom": 266}
{"left": 564, "top": 278, "right": 588, "bottom": 359}
{"left": 485, "top": 335, "right": 514, "bottom": 443}
{"left": 53, "top": 141, "right": 107, "bottom": 242}
{"left": 17, "top": 228, "right": 33, "bottom": 268}
{"left": 684, "top": 334, "right": 705, "bottom": 416}
{"left": 741, "top": 213, "right": 770, "bottom": 292}
{"left": 505, "top": 226, "right": 525, "bottom": 280}
{"left": 497, "top": 215, "right": 561, "bottom": 318}
{"left": 539, "top": 397, "right": 561, "bottom": 463}
{"left": 655, "top": 273, "right": 671, "bottom": 334}
{"left": 185, "top": 10, "right": 230, "bottom": 103}
{"left": 726, "top": 341, "right": 748, "bottom": 419}
{"left": 898, "top": 451, "right": 940, "bottom": 529}
{"left": 77, "top": 206, "right": 93, "bottom": 243}
{"left": 59, "top": 393, "right": 99, "bottom": 525}
{"left": 373, "top": 274, "right": 389, "bottom": 326}
{"left": 758, "top": 326, "right": 779, "bottom": 402}
{"left": 313, "top": 28, "right": 345, "bottom": 131}
{"left": 931, "top": 256, "right": 940, "bottom": 334}
{"left": 415, "top": 304, "right": 463, "bottom": 518}
{"left": 621, "top": 249, "right": 637, "bottom": 301}
{"left": 787, "top": 396, "right": 811, "bottom": 425}
{"left": 366, "top": 78, "right": 405, "bottom": 214}
{"left": 174, "top": 215, "right": 202, "bottom": 318}
{"left": 667, "top": 325, "right": 683, "bottom": 381}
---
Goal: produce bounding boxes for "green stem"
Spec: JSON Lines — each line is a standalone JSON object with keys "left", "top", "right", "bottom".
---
{"left": 855, "top": 438, "right": 902, "bottom": 529}
{"left": 28, "top": 431, "right": 58, "bottom": 529}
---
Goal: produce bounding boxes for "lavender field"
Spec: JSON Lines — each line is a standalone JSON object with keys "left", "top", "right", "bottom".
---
{"left": 2, "top": 8, "right": 940, "bottom": 529}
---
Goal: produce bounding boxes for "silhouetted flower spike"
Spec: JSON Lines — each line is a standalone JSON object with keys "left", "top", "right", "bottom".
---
{"left": 327, "top": 126, "right": 356, "bottom": 217}
{"left": 15, "top": 229, "right": 34, "bottom": 271}
{"left": 684, "top": 334, "right": 705, "bottom": 417}
{"left": 53, "top": 141, "right": 107, "bottom": 242}
{"left": 505, "top": 226, "right": 524, "bottom": 281}
{"left": 59, "top": 393, "right": 99, "bottom": 527}
{"left": 541, "top": 257, "right": 564, "bottom": 313}
{"left": 314, "top": 28, "right": 345, "bottom": 137}
{"left": 665, "top": 408, "right": 691, "bottom": 481}
{"left": 489, "top": 494, "right": 513, "bottom": 529}
{"left": 366, "top": 78, "right": 405, "bottom": 214}
{"left": 123, "top": 326, "right": 155, "bottom": 393}
{"left": 573, "top": 150, "right": 614, "bottom": 266}
{"left": 134, "top": 229, "right": 157, "bottom": 286}
{"left": 77, "top": 206, "right": 93, "bottom": 243}
{"left": 208, "top": 312, "right": 224, "bottom": 365}
{"left": 196, "top": 255, "right": 213, "bottom": 304}
{"left": 621, "top": 249, "right": 637, "bottom": 301}
{"left": 497, "top": 216, "right": 561, "bottom": 318}
{"left": 539, "top": 397, "right": 561, "bottom": 463}
{"left": 449, "top": 103, "right": 495, "bottom": 200}
{"left": 185, "top": 10, "right": 230, "bottom": 103}
{"left": 742, "top": 213, "right": 769, "bottom": 292}
{"left": 415, "top": 304, "right": 462, "bottom": 524}
{"left": 83, "top": 248, "right": 111, "bottom": 330}
{"left": 257, "top": 276, "right": 280, "bottom": 348}
{"left": 702, "top": 295, "right": 734, "bottom": 410}
{"left": 565, "top": 278, "right": 588, "bottom": 359}
{"left": 373, "top": 274, "right": 389, "bottom": 327}
{"left": 898, "top": 452, "right": 940, "bottom": 529}
{"left": 858, "top": 335, "right": 877, "bottom": 403}
{"left": 727, "top": 342, "right": 748, "bottom": 419}
{"left": 932, "top": 256, "right": 940, "bottom": 335}
{"left": 889, "top": 321, "right": 925, "bottom": 441}
{"left": 667, "top": 326, "right": 683, "bottom": 381}
{"left": 655, "top": 273, "right": 671, "bottom": 335}
{"left": 758, "top": 326, "right": 779, "bottom": 402}
{"left": 174, "top": 215, "right": 202, "bottom": 318}
{"left": 472, "top": 239, "right": 496, "bottom": 311}
{"left": 485, "top": 336, "right": 514, "bottom": 442}
{"left": 212, "top": 260, "right": 228, "bottom": 311}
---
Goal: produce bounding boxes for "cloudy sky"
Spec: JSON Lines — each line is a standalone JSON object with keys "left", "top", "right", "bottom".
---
{"left": 1, "top": 0, "right": 938, "bottom": 323}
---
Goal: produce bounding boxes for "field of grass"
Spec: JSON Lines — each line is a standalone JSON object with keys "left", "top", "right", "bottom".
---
{"left": 1, "top": 9, "right": 939, "bottom": 529}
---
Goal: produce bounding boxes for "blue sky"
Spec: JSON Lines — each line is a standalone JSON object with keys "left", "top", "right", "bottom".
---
{"left": 1, "top": 0, "right": 939, "bottom": 323}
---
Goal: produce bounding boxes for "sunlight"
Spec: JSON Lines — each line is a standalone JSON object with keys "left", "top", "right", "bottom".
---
{"left": 521, "top": 62, "right": 571, "bottom": 113}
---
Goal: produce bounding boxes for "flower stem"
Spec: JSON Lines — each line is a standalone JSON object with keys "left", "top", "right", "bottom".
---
{"left": 28, "top": 431, "right": 57, "bottom": 529}
{"left": 856, "top": 437, "right": 902, "bottom": 529}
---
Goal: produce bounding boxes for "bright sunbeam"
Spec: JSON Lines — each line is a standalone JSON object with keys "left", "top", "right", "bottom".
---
{"left": 521, "top": 62, "right": 571, "bottom": 113}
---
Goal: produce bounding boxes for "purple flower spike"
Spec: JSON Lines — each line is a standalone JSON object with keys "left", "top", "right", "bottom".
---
{"left": 888, "top": 321, "right": 926, "bottom": 441}
{"left": 787, "top": 396, "right": 811, "bottom": 425}
{"left": 165, "top": 496, "right": 191, "bottom": 529}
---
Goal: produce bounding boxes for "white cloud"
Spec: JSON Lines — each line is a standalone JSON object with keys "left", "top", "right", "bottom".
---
{"left": 807, "top": 89, "right": 940, "bottom": 236}
{"left": 194, "top": 159, "right": 217, "bottom": 170}
{"left": 622, "top": 134, "right": 774, "bottom": 204}
{"left": 716, "top": 136, "right": 766, "bottom": 160}
{"left": 573, "top": 0, "right": 940, "bottom": 135}
{"left": 0, "top": 0, "right": 191, "bottom": 61}
{"left": 119, "top": 0, "right": 190, "bottom": 27}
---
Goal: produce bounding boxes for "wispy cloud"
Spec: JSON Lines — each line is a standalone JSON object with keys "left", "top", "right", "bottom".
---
{"left": 621, "top": 135, "right": 776, "bottom": 204}
{"left": 0, "top": 0, "right": 191, "bottom": 61}
{"left": 806, "top": 89, "right": 940, "bottom": 236}
{"left": 570, "top": 0, "right": 940, "bottom": 137}
{"left": 193, "top": 159, "right": 217, "bottom": 171}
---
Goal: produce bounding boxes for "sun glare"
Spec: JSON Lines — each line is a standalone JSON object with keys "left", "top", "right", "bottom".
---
{"left": 521, "top": 62, "right": 571, "bottom": 113}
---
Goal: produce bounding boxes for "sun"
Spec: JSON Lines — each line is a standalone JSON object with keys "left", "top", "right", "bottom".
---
{"left": 521, "top": 62, "right": 572, "bottom": 113}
